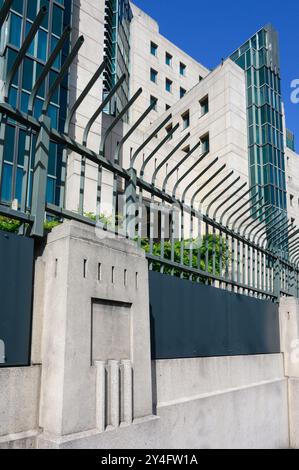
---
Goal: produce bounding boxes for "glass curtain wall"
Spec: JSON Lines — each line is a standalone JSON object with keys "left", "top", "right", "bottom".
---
{"left": 0, "top": 0, "right": 71, "bottom": 206}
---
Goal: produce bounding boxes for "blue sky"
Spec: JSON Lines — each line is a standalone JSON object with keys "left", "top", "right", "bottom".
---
{"left": 132, "top": 0, "right": 299, "bottom": 150}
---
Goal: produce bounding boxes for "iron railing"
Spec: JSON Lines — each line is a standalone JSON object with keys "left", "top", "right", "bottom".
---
{"left": 0, "top": 0, "right": 298, "bottom": 303}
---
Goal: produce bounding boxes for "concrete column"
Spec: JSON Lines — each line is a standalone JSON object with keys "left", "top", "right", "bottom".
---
{"left": 121, "top": 360, "right": 133, "bottom": 426}
{"left": 107, "top": 360, "right": 120, "bottom": 428}
{"left": 280, "top": 297, "right": 299, "bottom": 448}
{"left": 95, "top": 361, "right": 106, "bottom": 432}
{"left": 35, "top": 221, "right": 153, "bottom": 445}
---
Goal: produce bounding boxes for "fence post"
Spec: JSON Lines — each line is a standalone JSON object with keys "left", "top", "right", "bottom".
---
{"left": 273, "top": 251, "right": 281, "bottom": 303}
{"left": 30, "top": 114, "right": 51, "bottom": 237}
{"left": 125, "top": 168, "right": 137, "bottom": 240}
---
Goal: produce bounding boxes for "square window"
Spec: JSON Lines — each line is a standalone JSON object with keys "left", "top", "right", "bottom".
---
{"left": 182, "top": 110, "right": 190, "bottom": 130}
{"left": 151, "top": 41, "right": 158, "bottom": 57}
{"left": 180, "top": 62, "right": 186, "bottom": 76}
{"left": 166, "top": 78, "right": 172, "bottom": 93}
{"left": 200, "top": 95, "right": 209, "bottom": 116}
{"left": 180, "top": 87, "right": 186, "bottom": 98}
{"left": 150, "top": 68, "right": 158, "bottom": 83}
{"left": 166, "top": 52, "right": 172, "bottom": 66}
{"left": 150, "top": 95, "right": 157, "bottom": 111}
{"left": 166, "top": 104, "right": 171, "bottom": 111}
{"left": 165, "top": 123, "right": 173, "bottom": 140}
{"left": 201, "top": 133, "right": 210, "bottom": 153}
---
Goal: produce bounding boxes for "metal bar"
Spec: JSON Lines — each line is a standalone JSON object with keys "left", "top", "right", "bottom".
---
{"left": 173, "top": 151, "right": 211, "bottom": 199}
{"left": 214, "top": 182, "right": 247, "bottom": 221}
{"left": 189, "top": 163, "right": 227, "bottom": 206}
{"left": 65, "top": 60, "right": 106, "bottom": 134}
{"left": 43, "top": 36, "right": 85, "bottom": 114}
{"left": 258, "top": 212, "right": 287, "bottom": 247}
{"left": 29, "top": 26, "right": 72, "bottom": 114}
{"left": 130, "top": 115, "right": 173, "bottom": 168}
{"left": 220, "top": 184, "right": 258, "bottom": 226}
{"left": 0, "top": 204, "right": 34, "bottom": 224}
{"left": 30, "top": 115, "right": 51, "bottom": 237}
{"left": 100, "top": 87, "right": 143, "bottom": 158}
{"left": 182, "top": 157, "right": 220, "bottom": 203}
{"left": 82, "top": 74, "right": 126, "bottom": 146}
{"left": 140, "top": 123, "right": 180, "bottom": 177}
{"left": 248, "top": 206, "right": 276, "bottom": 241}
{"left": 231, "top": 193, "right": 263, "bottom": 233}
{"left": 251, "top": 208, "right": 281, "bottom": 242}
{"left": 241, "top": 204, "right": 271, "bottom": 238}
{"left": 0, "top": 0, "right": 13, "bottom": 30}
{"left": 4, "top": 6, "right": 47, "bottom": 99}
{"left": 192, "top": 167, "right": 232, "bottom": 208}
{"left": 205, "top": 172, "right": 237, "bottom": 216}
{"left": 151, "top": 133, "right": 190, "bottom": 186}
{"left": 115, "top": 100, "right": 157, "bottom": 163}
{"left": 232, "top": 197, "right": 264, "bottom": 232}
{"left": 162, "top": 140, "right": 202, "bottom": 193}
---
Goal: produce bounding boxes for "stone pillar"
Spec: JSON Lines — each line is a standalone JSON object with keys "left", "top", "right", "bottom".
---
{"left": 280, "top": 297, "right": 299, "bottom": 448}
{"left": 36, "top": 221, "right": 153, "bottom": 446}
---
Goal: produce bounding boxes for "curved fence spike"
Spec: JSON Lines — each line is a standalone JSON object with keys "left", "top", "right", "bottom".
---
{"left": 29, "top": 26, "right": 71, "bottom": 115}
{"left": 131, "top": 114, "right": 172, "bottom": 168}
{"left": 65, "top": 59, "right": 107, "bottom": 134}
{"left": 214, "top": 182, "right": 247, "bottom": 222}
{"left": 43, "top": 36, "right": 84, "bottom": 114}
{"left": 82, "top": 74, "right": 126, "bottom": 146}
{"left": 183, "top": 158, "right": 222, "bottom": 203}
{"left": 190, "top": 164, "right": 227, "bottom": 207}
{"left": 206, "top": 174, "right": 239, "bottom": 218}
{"left": 115, "top": 100, "right": 157, "bottom": 164}
{"left": 200, "top": 170, "right": 234, "bottom": 210}
{"left": 151, "top": 133, "right": 190, "bottom": 187}
{"left": 220, "top": 184, "right": 258, "bottom": 226}
{"left": 100, "top": 87, "right": 143, "bottom": 158}
{"left": 242, "top": 204, "right": 272, "bottom": 238}
{"left": 0, "top": 0, "right": 13, "bottom": 30}
{"left": 173, "top": 151, "right": 212, "bottom": 199}
{"left": 140, "top": 123, "right": 180, "bottom": 177}
{"left": 225, "top": 186, "right": 259, "bottom": 228}
{"left": 162, "top": 140, "right": 202, "bottom": 193}
{"left": 233, "top": 197, "right": 264, "bottom": 233}
{"left": 247, "top": 206, "right": 276, "bottom": 242}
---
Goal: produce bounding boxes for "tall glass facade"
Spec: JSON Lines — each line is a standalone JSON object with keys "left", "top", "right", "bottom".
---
{"left": 230, "top": 25, "right": 287, "bottom": 214}
{"left": 103, "top": 0, "right": 132, "bottom": 120}
{"left": 0, "top": 0, "right": 71, "bottom": 206}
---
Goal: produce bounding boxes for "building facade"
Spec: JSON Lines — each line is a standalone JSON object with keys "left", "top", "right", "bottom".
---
{"left": 0, "top": 0, "right": 298, "bottom": 230}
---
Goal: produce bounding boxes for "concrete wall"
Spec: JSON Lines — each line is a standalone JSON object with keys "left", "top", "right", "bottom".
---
{"left": 37, "top": 354, "right": 289, "bottom": 449}
{"left": 1, "top": 222, "right": 299, "bottom": 449}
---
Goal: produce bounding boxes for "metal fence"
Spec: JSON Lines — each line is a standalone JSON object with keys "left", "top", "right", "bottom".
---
{"left": 0, "top": 0, "right": 299, "bottom": 304}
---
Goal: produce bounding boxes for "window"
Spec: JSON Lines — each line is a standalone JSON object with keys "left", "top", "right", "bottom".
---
{"left": 165, "top": 52, "right": 172, "bottom": 66}
{"left": 201, "top": 133, "right": 210, "bottom": 153}
{"left": 151, "top": 41, "right": 158, "bottom": 57}
{"left": 200, "top": 95, "right": 209, "bottom": 116}
{"left": 180, "top": 87, "right": 186, "bottom": 98}
{"left": 150, "top": 95, "right": 157, "bottom": 111}
{"left": 166, "top": 104, "right": 171, "bottom": 111}
{"left": 182, "top": 145, "right": 190, "bottom": 154}
{"left": 290, "top": 194, "right": 294, "bottom": 207}
{"left": 199, "top": 75, "right": 203, "bottom": 82}
{"left": 166, "top": 78, "right": 172, "bottom": 93}
{"left": 150, "top": 68, "right": 158, "bottom": 83}
{"left": 180, "top": 62, "right": 186, "bottom": 76}
{"left": 165, "top": 123, "right": 173, "bottom": 140}
{"left": 182, "top": 110, "right": 190, "bottom": 130}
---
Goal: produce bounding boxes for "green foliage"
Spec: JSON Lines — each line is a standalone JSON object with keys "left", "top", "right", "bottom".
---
{"left": 0, "top": 216, "right": 21, "bottom": 233}
{"left": 140, "top": 234, "right": 229, "bottom": 279}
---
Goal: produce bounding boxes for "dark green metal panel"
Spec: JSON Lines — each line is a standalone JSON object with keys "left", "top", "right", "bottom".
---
{"left": 0, "top": 231, "right": 34, "bottom": 367}
{"left": 149, "top": 271, "right": 280, "bottom": 360}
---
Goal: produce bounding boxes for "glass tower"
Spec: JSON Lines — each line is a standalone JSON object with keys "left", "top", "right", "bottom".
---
{"left": 0, "top": 0, "right": 72, "bottom": 206}
{"left": 230, "top": 25, "right": 287, "bottom": 215}
{"left": 103, "top": 0, "right": 132, "bottom": 120}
